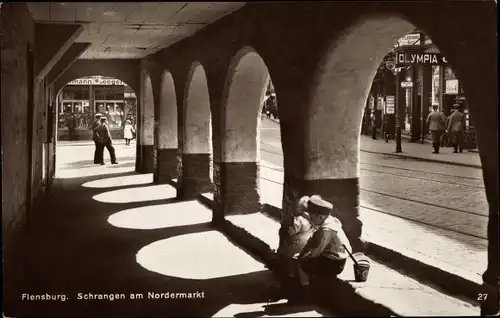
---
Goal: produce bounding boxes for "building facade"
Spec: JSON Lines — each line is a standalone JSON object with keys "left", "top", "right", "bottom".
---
{"left": 57, "top": 76, "right": 137, "bottom": 140}
{"left": 365, "top": 31, "right": 476, "bottom": 148}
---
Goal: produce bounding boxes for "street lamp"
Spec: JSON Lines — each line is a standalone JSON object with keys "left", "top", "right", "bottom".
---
{"left": 386, "top": 59, "right": 403, "bottom": 153}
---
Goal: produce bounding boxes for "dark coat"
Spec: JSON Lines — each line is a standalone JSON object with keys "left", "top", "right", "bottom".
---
{"left": 427, "top": 111, "right": 446, "bottom": 131}
{"left": 446, "top": 110, "right": 466, "bottom": 133}
{"left": 92, "top": 121, "right": 101, "bottom": 141}
{"left": 96, "top": 123, "right": 112, "bottom": 144}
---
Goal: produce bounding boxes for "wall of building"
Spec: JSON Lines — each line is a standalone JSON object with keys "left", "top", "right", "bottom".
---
{"left": 1, "top": 3, "right": 49, "bottom": 248}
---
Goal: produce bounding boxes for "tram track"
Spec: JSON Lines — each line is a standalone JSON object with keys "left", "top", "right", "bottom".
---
{"left": 258, "top": 171, "right": 486, "bottom": 218}
{"left": 258, "top": 146, "right": 483, "bottom": 189}
{"left": 258, "top": 174, "right": 487, "bottom": 240}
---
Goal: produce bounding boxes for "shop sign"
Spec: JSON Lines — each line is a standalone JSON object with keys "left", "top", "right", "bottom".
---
{"left": 445, "top": 79, "right": 459, "bottom": 94}
{"left": 396, "top": 52, "right": 447, "bottom": 66}
{"left": 385, "top": 96, "right": 395, "bottom": 114}
{"left": 124, "top": 92, "right": 136, "bottom": 99}
{"left": 67, "top": 78, "right": 126, "bottom": 86}
{"left": 396, "top": 33, "right": 421, "bottom": 47}
{"left": 401, "top": 81, "right": 413, "bottom": 88}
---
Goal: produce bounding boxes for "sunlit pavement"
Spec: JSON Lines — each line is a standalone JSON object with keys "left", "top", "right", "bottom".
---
{"left": 4, "top": 139, "right": 332, "bottom": 317}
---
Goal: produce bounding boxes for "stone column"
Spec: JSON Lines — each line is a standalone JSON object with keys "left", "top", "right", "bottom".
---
{"left": 410, "top": 65, "right": 421, "bottom": 141}
{"left": 176, "top": 64, "right": 212, "bottom": 200}
{"left": 141, "top": 75, "right": 156, "bottom": 174}
{"left": 177, "top": 153, "right": 212, "bottom": 200}
{"left": 213, "top": 161, "right": 260, "bottom": 219}
{"left": 156, "top": 72, "right": 178, "bottom": 184}
{"left": 421, "top": 64, "right": 432, "bottom": 140}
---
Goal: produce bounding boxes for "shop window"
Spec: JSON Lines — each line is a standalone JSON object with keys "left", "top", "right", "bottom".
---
{"left": 74, "top": 102, "right": 83, "bottom": 113}
{"left": 63, "top": 102, "right": 73, "bottom": 113}
{"left": 82, "top": 102, "right": 90, "bottom": 113}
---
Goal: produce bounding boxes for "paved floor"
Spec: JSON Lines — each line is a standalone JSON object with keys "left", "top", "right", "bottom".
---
{"left": 259, "top": 118, "right": 487, "bottom": 284}
{"left": 4, "top": 140, "right": 331, "bottom": 318}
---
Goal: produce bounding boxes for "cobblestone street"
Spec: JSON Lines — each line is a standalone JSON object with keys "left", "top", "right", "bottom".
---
{"left": 259, "top": 118, "right": 487, "bottom": 281}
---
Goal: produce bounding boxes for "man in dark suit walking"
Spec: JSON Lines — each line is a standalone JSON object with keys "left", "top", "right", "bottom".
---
{"left": 92, "top": 113, "right": 103, "bottom": 164}
{"left": 96, "top": 117, "right": 118, "bottom": 165}
{"left": 446, "top": 104, "right": 467, "bottom": 153}
{"left": 426, "top": 105, "right": 447, "bottom": 153}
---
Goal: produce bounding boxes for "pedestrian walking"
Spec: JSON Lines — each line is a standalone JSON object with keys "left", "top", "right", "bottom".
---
{"left": 96, "top": 117, "right": 118, "bottom": 165}
{"left": 92, "top": 113, "right": 103, "bottom": 164}
{"left": 67, "top": 114, "right": 77, "bottom": 140}
{"left": 446, "top": 104, "right": 467, "bottom": 153}
{"left": 370, "top": 111, "right": 377, "bottom": 140}
{"left": 426, "top": 105, "right": 447, "bottom": 154}
{"left": 123, "top": 120, "right": 135, "bottom": 146}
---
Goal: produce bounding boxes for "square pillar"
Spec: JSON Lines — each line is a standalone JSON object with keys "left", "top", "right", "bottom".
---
{"left": 157, "top": 148, "right": 178, "bottom": 184}
{"left": 140, "top": 145, "right": 156, "bottom": 174}
{"left": 411, "top": 66, "right": 422, "bottom": 141}
{"left": 212, "top": 161, "right": 261, "bottom": 222}
{"left": 283, "top": 175, "right": 364, "bottom": 252}
{"left": 176, "top": 153, "right": 212, "bottom": 200}
{"left": 421, "top": 64, "right": 432, "bottom": 140}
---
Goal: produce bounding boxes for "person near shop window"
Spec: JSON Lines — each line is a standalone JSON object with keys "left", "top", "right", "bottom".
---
{"left": 67, "top": 114, "right": 77, "bottom": 141}
{"left": 96, "top": 117, "right": 118, "bottom": 165}
{"left": 426, "top": 105, "right": 447, "bottom": 154}
{"left": 446, "top": 104, "right": 467, "bottom": 153}
{"left": 123, "top": 120, "right": 135, "bottom": 146}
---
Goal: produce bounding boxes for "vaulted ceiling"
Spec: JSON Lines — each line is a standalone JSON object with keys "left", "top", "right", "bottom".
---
{"left": 28, "top": 2, "right": 246, "bottom": 59}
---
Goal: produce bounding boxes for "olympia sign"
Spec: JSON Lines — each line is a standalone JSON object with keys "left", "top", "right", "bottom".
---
{"left": 396, "top": 52, "right": 448, "bottom": 66}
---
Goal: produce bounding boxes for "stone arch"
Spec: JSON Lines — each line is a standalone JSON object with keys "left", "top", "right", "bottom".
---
{"left": 140, "top": 72, "right": 155, "bottom": 173}
{"left": 305, "top": 15, "right": 427, "bottom": 252}
{"left": 222, "top": 47, "right": 270, "bottom": 162}
{"left": 308, "top": 15, "right": 414, "bottom": 180}
{"left": 212, "top": 47, "right": 271, "bottom": 220}
{"left": 156, "top": 70, "right": 179, "bottom": 183}
{"left": 176, "top": 62, "right": 212, "bottom": 200}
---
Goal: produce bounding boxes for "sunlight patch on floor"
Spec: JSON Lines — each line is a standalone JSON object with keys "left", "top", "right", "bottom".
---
{"left": 226, "top": 213, "right": 280, "bottom": 251}
{"left": 82, "top": 174, "right": 153, "bottom": 188}
{"left": 213, "top": 300, "right": 329, "bottom": 317}
{"left": 136, "top": 231, "right": 267, "bottom": 279}
{"left": 108, "top": 201, "right": 212, "bottom": 229}
{"left": 93, "top": 184, "right": 176, "bottom": 203}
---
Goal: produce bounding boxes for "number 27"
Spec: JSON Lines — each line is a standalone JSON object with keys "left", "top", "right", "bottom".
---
{"left": 478, "top": 293, "right": 488, "bottom": 301}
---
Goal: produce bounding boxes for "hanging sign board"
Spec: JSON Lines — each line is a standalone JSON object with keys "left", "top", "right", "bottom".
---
{"left": 67, "top": 78, "right": 126, "bottom": 86}
{"left": 445, "top": 79, "right": 459, "bottom": 94}
{"left": 401, "top": 81, "right": 413, "bottom": 88}
{"left": 385, "top": 96, "right": 395, "bottom": 114}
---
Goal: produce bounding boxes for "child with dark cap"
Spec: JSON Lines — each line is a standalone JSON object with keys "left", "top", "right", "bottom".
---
{"left": 294, "top": 194, "right": 352, "bottom": 286}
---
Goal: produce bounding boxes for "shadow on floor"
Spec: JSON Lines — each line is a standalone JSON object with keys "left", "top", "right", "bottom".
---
{"left": 4, "top": 159, "right": 327, "bottom": 317}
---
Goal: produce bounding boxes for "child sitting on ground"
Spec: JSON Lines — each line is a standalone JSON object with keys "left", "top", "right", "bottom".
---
{"left": 277, "top": 196, "right": 315, "bottom": 278}
{"left": 294, "top": 195, "right": 352, "bottom": 286}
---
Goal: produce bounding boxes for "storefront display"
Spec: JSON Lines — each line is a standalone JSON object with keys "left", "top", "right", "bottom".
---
{"left": 57, "top": 76, "right": 137, "bottom": 140}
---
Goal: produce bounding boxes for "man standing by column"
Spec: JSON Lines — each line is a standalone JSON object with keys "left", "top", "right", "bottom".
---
{"left": 96, "top": 117, "right": 118, "bottom": 165}
{"left": 92, "top": 113, "right": 103, "bottom": 164}
{"left": 426, "top": 105, "right": 446, "bottom": 154}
